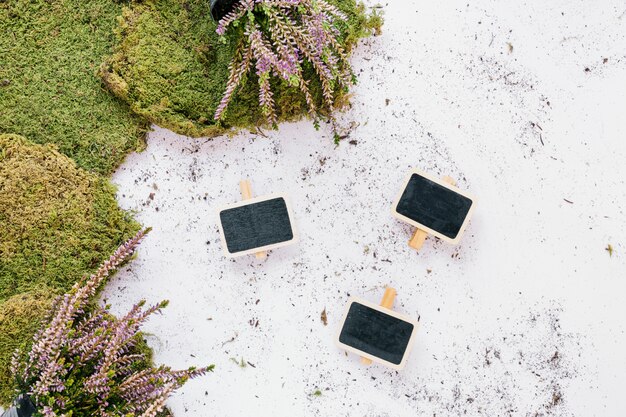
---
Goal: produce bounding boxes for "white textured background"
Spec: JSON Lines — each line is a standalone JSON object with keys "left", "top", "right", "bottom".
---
{"left": 102, "top": 0, "right": 626, "bottom": 415}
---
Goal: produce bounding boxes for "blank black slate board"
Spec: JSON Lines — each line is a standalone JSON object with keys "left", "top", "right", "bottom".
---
{"left": 339, "top": 302, "right": 414, "bottom": 365}
{"left": 396, "top": 173, "right": 473, "bottom": 239}
{"left": 220, "top": 197, "right": 293, "bottom": 254}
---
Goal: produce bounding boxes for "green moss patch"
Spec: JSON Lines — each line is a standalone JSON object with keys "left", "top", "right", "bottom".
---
{"left": 0, "top": 0, "right": 149, "bottom": 175}
{"left": 0, "top": 134, "right": 140, "bottom": 301}
{"left": 100, "top": 0, "right": 381, "bottom": 138}
{"left": 0, "top": 134, "right": 140, "bottom": 403}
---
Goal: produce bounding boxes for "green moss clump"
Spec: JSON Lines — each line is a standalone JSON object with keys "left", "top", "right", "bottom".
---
{"left": 0, "top": 134, "right": 140, "bottom": 301}
{"left": 0, "top": 290, "right": 55, "bottom": 404}
{"left": 0, "top": 131, "right": 140, "bottom": 327}
{"left": 100, "top": 0, "right": 382, "bottom": 138}
{"left": 0, "top": 0, "right": 149, "bottom": 175}
{"left": 0, "top": 134, "right": 140, "bottom": 404}
{"left": 100, "top": 2, "right": 233, "bottom": 138}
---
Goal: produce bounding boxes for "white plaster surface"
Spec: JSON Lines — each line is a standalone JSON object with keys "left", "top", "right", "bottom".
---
{"left": 101, "top": 0, "right": 626, "bottom": 415}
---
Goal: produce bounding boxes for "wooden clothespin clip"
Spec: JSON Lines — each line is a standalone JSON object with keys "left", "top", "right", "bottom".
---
{"left": 408, "top": 175, "right": 457, "bottom": 250}
{"left": 239, "top": 179, "right": 267, "bottom": 259}
{"left": 361, "top": 286, "right": 397, "bottom": 366}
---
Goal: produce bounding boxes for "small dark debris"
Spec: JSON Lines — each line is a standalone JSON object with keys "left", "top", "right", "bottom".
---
{"left": 549, "top": 350, "right": 560, "bottom": 364}
{"left": 221, "top": 333, "right": 238, "bottom": 347}
{"left": 321, "top": 308, "right": 328, "bottom": 326}
{"left": 550, "top": 391, "right": 563, "bottom": 407}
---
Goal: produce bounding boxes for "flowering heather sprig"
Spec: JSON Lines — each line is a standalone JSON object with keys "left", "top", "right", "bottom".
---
{"left": 10, "top": 230, "right": 213, "bottom": 416}
{"left": 22, "top": 229, "right": 149, "bottom": 391}
{"left": 214, "top": 0, "right": 353, "bottom": 128}
{"left": 214, "top": 39, "right": 254, "bottom": 121}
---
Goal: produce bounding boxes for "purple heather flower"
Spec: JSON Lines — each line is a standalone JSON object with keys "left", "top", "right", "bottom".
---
{"left": 41, "top": 406, "right": 56, "bottom": 417}
{"left": 10, "top": 230, "right": 212, "bottom": 416}
{"left": 214, "top": 0, "right": 352, "bottom": 127}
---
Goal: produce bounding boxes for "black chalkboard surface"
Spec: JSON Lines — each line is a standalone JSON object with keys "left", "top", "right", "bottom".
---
{"left": 393, "top": 171, "right": 475, "bottom": 241}
{"left": 218, "top": 195, "right": 296, "bottom": 256}
{"left": 337, "top": 299, "right": 417, "bottom": 369}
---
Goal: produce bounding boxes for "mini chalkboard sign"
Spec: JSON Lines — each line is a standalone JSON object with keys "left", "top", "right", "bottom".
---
{"left": 336, "top": 287, "right": 418, "bottom": 370}
{"left": 217, "top": 180, "right": 297, "bottom": 258}
{"left": 392, "top": 169, "right": 476, "bottom": 250}
{"left": 210, "top": 0, "right": 239, "bottom": 21}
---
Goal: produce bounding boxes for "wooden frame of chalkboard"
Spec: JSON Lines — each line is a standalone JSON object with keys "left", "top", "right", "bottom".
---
{"left": 335, "top": 297, "right": 419, "bottom": 370}
{"left": 391, "top": 169, "right": 476, "bottom": 244}
{"left": 217, "top": 193, "right": 298, "bottom": 257}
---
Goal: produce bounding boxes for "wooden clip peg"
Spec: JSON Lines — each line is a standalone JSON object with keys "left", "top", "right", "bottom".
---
{"left": 239, "top": 180, "right": 267, "bottom": 259}
{"left": 408, "top": 175, "right": 457, "bottom": 250}
{"left": 408, "top": 229, "right": 428, "bottom": 250}
{"left": 361, "top": 287, "right": 397, "bottom": 366}
{"left": 441, "top": 176, "right": 457, "bottom": 187}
